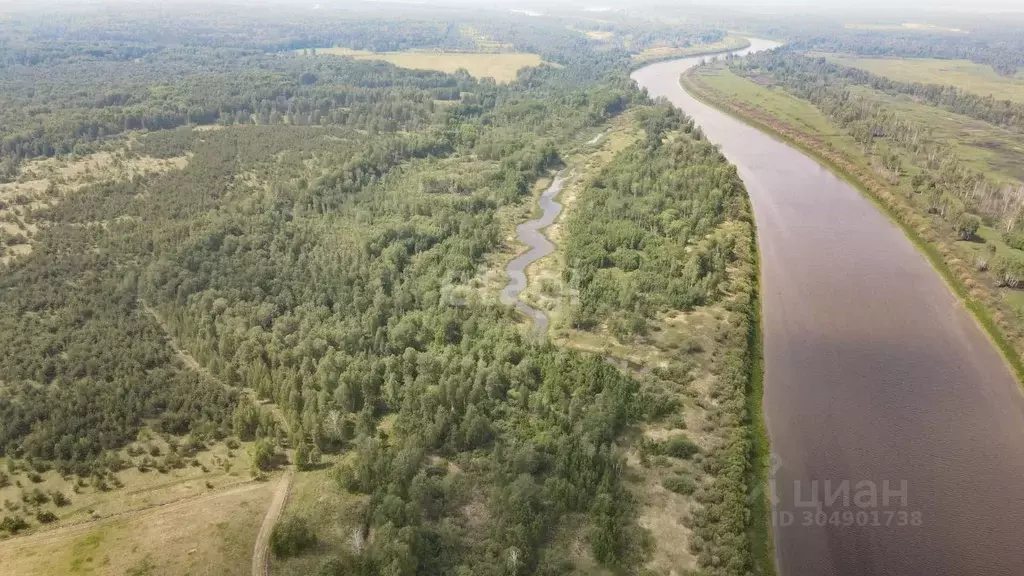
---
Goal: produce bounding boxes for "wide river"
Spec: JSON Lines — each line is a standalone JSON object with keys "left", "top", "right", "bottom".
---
{"left": 633, "top": 39, "right": 1024, "bottom": 575}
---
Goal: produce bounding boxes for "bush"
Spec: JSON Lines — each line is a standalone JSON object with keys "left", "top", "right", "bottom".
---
{"left": 37, "top": 510, "right": 58, "bottom": 523}
{"left": 991, "top": 253, "right": 1024, "bottom": 288}
{"left": 954, "top": 213, "right": 982, "bottom": 240}
{"left": 0, "top": 515, "right": 30, "bottom": 534}
{"left": 270, "top": 517, "right": 316, "bottom": 558}
{"left": 662, "top": 475, "right": 696, "bottom": 496}
{"left": 49, "top": 490, "right": 71, "bottom": 507}
{"left": 662, "top": 435, "right": 700, "bottom": 460}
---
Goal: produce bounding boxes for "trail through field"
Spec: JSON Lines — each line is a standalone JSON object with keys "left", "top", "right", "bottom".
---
{"left": 252, "top": 469, "right": 294, "bottom": 576}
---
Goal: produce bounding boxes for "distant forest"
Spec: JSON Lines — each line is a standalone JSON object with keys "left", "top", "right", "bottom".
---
{"left": 0, "top": 6, "right": 760, "bottom": 576}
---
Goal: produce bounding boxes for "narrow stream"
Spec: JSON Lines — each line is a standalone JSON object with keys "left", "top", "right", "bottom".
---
{"left": 500, "top": 173, "right": 567, "bottom": 333}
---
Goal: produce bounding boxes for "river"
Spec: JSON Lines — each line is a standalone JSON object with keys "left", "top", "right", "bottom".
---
{"left": 632, "top": 39, "right": 1024, "bottom": 576}
{"left": 501, "top": 173, "right": 566, "bottom": 333}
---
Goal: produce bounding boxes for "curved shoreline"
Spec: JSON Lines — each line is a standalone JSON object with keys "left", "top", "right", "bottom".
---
{"left": 500, "top": 173, "right": 566, "bottom": 333}
{"left": 634, "top": 40, "right": 1024, "bottom": 576}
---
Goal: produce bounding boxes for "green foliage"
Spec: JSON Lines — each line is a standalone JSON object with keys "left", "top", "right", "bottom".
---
{"left": 662, "top": 475, "right": 697, "bottom": 496}
{"left": 0, "top": 515, "right": 29, "bottom": 534}
{"left": 0, "top": 7, "right": 755, "bottom": 576}
{"left": 991, "top": 253, "right": 1024, "bottom": 288}
{"left": 36, "top": 510, "right": 58, "bottom": 523}
{"left": 955, "top": 213, "right": 982, "bottom": 240}
{"left": 270, "top": 516, "right": 317, "bottom": 559}
{"left": 662, "top": 436, "right": 701, "bottom": 460}
{"left": 251, "top": 439, "right": 276, "bottom": 472}
{"left": 565, "top": 102, "right": 749, "bottom": 335}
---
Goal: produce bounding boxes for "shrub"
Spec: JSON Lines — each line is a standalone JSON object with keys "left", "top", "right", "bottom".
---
{"left": 991, "top": 253, "right": 1024, "bottom": 288}
{"left": 37, "top": 510, "right": 58, "bottom": 523}
{"left": 954, "top": 213, "right": 981, "bottom": 240}
{"left": 662, "top": 435, "right": 700, "bottom": 460}
{"left": 270, "top": 517, "right": 316, "bottom": 558}
{"left": 662, "top": 475, "right": 697, "bottom": 496}
{"left": 0, "top": 515, "right": 30, "bottom": 534}
{"left": 49, "top": 490, "right": 71, "bottom": 507}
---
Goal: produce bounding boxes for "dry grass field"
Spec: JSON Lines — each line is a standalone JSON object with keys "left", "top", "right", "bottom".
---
{"left": 310, "top": 48, "right": 543, "bottom": 83}
{"left": 822, "top": 53, "right": 1024, "bottom": 103}
{"left": 0, "top": 478, "right": 277, "bottom": 576}
{"left": 630, "top": 35, "right": 750, "bottom": 64}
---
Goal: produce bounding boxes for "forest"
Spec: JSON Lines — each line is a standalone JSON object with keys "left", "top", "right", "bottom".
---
{"left": 0, "top": 4, "right": 762, "bottom": 576}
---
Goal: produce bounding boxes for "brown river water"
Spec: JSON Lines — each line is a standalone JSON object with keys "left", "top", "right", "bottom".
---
{"left": 632, "top": 39, "right": 1024, "bottom": 576}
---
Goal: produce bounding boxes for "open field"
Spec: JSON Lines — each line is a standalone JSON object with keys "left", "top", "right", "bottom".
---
{"left": 272, "top": 457, "right": 368, "bottom": 576}
{"left": 822, "top": 54, "right": 1024, "bottom": 103}
{"left": 846, "top": 85, "right": 1024, "bottom": 183}
{"left": 0, "top": 478, "right": 277, "bottom": 576}
{"left": 631, "top": 36, "right": 750, "bottom": 64}
{"left": 309, "top": 48, "right": 542, "bottom": 83}
{"left": 0, "top": 433, "right": 256, "bottom": 532}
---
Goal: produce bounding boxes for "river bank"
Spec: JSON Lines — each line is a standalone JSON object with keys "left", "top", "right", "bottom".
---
{"left": 634, "top": 40, "right": 1024, "bottom": 576}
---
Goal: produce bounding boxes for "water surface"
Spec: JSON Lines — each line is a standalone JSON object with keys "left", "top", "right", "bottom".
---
{"left": 633, "top": 40, "right": 1024, "bottom": 576}
{"left": 501, "top": 174, "right": 566, "bottom": 332}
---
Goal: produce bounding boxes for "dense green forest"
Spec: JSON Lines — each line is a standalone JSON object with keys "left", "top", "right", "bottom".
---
{"left": 0, "top": 5, "right": 763, "bottom": 576}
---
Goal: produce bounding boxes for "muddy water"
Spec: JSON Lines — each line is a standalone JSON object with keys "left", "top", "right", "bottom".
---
{"left": 501, "top": 173, "right": 566, "bottom": 333}
{"left": 633, "top": 41, "right": 1024, "bottom": 576}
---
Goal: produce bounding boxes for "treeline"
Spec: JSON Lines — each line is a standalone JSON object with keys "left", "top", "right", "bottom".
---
{"left": 772, "top": 49, "right": 1024, "bottom": 131}
{"left": 789, "top": 29, "right": 1024, "bottom": 76}
{"left": 0, "top": 54, "right": 478, "bottom": 162}
{"left": 731, "top": 51, "right": 1024, "bottom": 237}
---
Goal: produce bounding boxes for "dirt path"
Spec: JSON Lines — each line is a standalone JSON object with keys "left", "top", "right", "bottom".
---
{"left": 252, "top": 469, "right": 294, "bottom": 576}
{"left": 141, "top": 300, "right": 214, "bottom": 377}
{"left": 141, "top": 300, "right": 288, "bottom": 427}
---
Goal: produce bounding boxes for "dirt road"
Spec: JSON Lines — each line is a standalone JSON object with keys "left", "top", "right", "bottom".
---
{"left": 251, "top": 469, "right": 294, "bottom": 576}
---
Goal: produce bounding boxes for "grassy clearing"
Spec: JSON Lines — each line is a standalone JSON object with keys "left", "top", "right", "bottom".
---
{"left": 0, "top": 432, "right": 256, "bottom": 532}
{"left": 822, "top": 54, "right": 1024, "bottom": 103}
{"left": 308, "top": 48, "right": 543, "bottom": 83}
{"left": 272, "top": 455, "right": 368, "bottom": 576}
{"left": 631, "top": 36, "right": 751, "bottom": 64}
{"left": 848, "top": 85, "right": 1024, "bottom": 183}
{"left": 685, "top": 64, "right": 1024, "bottom": 386}
{"left": 0, "top": 477, "right": 276, "bottom": 576}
